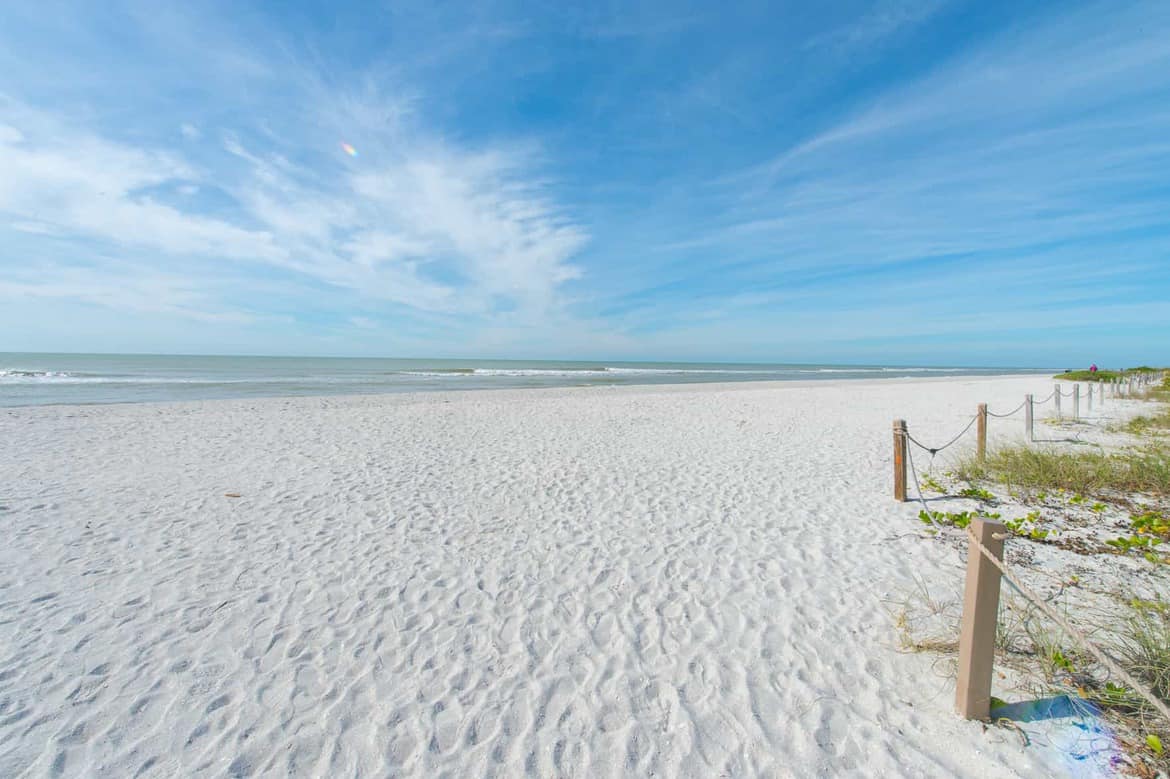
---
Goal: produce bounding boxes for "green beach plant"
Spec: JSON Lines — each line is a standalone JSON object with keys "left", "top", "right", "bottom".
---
{"left": 955, "top": 444, "right": 1170, "bottom": 497}
{"left": 1054, "top": 369, "right": 1122, "bottom": 382}
{"left": 917, "top": 508, "right": 1000, "bottom": 529}
{"left": 958, "top": 485, "right": 996, "bottom": 502}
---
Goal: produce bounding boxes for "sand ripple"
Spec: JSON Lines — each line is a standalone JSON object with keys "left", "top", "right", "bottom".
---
{"left": 1, "top": 379, "right": 1060, "bottom": 776}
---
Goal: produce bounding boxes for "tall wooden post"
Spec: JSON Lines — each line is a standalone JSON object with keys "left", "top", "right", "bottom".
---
{"left": 1025, "top": 394, "right": 1034, "bottom": 442}
{"left": 1073, "top": 384, "right": 1080, "bottom": 420}
{"left": 976, "top": 403, "right": 988, "bottom": 461}
{"left": 893, "top": 419, "right": 907, "bottom": 502}
{"left": 1087, "top": 383, "right": 1093, "bottom": 412}
{"left": 956, "top": 516, "right": 1006, "bottom": 720}
{"left": 1054, "top": 384, "right": 1061, "bottom": 417}
{"left": 1098, "top": 380, "right": 1104, "bottom": 408}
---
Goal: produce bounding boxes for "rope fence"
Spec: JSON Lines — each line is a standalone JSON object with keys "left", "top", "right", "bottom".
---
{"left": 889, "top": 370, "right": 1170, "bottom": 723}
{"left": 963, "top": 519, "right": 1170, "bottom": 724}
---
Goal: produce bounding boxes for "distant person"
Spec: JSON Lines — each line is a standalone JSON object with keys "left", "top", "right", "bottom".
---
{"left": 1090, "top": 363, "right": 1098, "bottom": 373}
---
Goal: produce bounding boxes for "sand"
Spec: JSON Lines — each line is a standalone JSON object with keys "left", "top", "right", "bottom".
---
{"left": 0, "top": 375, "right": 1140, "bottom": 777}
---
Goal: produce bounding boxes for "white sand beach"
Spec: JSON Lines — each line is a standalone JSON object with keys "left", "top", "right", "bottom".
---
{"left": 0, "top": 375, "right": 1139, "bottom": 777}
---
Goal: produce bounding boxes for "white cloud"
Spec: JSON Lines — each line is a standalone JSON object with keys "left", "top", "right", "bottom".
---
{"left": 0, "top": 111, "right": 285, "bottom": 263}
{"left": 0, "top": 89, "right": 589, "bottom": 326}
{"left": 180, "top": 122, "right": 201, "bottom": 140}
{"left": 213, "top": 127, "right": 586, "bottom": 316}
{"left": 349, "top": 151, "right": 586, "bottom": 312}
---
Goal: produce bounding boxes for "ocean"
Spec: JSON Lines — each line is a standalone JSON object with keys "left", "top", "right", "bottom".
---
{"left": 0, "top": 353, "right": 1046, "bottom": 407}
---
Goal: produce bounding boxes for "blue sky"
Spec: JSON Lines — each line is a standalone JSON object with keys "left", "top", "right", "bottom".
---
{"left": 1, "top": 0, "right": 1168, "bottom": 367}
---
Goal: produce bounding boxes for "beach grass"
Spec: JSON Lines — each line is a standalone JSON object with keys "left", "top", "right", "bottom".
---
{"left": 1098, "top": 600, "right": 1170, "bottom": 774}
{"left": 955, "top": 445, "right": 1170, "bottom": 498}
{"left": 1055, "top": 369, "right": 1122, "bottom": 382}
{"left": 1126, "top": 407, "right": 1170, "bottom": 436}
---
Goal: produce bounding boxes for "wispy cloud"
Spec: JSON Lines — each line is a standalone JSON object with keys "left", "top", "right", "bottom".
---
{"left": 0, "top": 110, "right": 284, "bottom": 263}
{"left": 805, "top": 0, "right": 951, "bottom": 55}
{"left": 0, "top": 5, "right": 590, "bottom": 332}
{"left": 613, "top": 1, "right": 1170, "bottom": 361}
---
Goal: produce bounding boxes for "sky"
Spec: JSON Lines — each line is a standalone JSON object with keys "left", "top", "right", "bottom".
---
{"left": 1, "top": 0, "right": 1168, "bottom": 367}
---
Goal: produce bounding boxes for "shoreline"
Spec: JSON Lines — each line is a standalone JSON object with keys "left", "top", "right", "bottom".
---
{"left": 1, "top": 371, "right": 1049, "bottom": 412}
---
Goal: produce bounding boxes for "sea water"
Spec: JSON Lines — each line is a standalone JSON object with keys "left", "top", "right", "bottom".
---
{"left": 0, "top": 353, "right": 1048, "bottom": 407}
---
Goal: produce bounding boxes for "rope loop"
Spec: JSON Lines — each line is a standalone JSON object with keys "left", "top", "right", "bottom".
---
{"left": 986, "top": 399, "right": 1029, "bottom": 418}
{"left": 905, "top": 413, "right": 979, "bottom": 455}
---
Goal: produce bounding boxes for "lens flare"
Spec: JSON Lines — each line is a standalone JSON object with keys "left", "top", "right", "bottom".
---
{"left": 341, "top": 142, "right": 358, "bottom": 157}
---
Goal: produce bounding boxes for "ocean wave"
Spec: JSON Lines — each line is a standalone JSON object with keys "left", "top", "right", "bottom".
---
{"left": 881, "top": 367, "right": 964, "bottom": 373}
{"left": 603, "top": 367, "right": 779, "bottom": 375}
{"left": 396, "top": 368, "right": 476, "bottom": 376}
{"left": 795, "top": 367, "right": 964, "bottom": 374}
{"left": 0, "top": 364, "right": 981, "bottom": 388}
{"left": 0, "top": 369, "right": 87, "bottom": 383}
{"left": 402, "top": 367, "right": 784, "bottom": 378}
{"left": 0, "top": 369, "right": 74, "bottom": 379}
{"left": 0, "top": 372, "right": 276, "bottom": 385}
{"left": 470, "top": 368, "right": 612, "bottom": 377}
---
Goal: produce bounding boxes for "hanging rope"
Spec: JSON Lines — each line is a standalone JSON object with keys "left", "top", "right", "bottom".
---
{"left": 986, "top": 399, "right": 1029, "bottom": 418}
{"left": 905, "top": 414, "right": 979, "bottom": 456}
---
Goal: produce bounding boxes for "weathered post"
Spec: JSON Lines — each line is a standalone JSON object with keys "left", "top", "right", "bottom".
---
{"left": 1098, "top": 380, "right": 1104, "bottom": 408}
{"left": 1025, "top": 394, "right": 1034, "bottom": 442}
{"left": 955, "top": 516, "right": 1007, "bottom": 720}
{"left": 893, "top": 419, "right": 907, "bottom": 502}
{"left": 977, "top": 403, "right": 988, "bottom": 461}
{"left": 1054, "top": 384, "right": 1062, "bottom": 417}
{"left": 1087, "top": 383, "right": 1093, "bottom": 412}
{"left": 1073, "top": 384, "right": 1080, "bottom": 420}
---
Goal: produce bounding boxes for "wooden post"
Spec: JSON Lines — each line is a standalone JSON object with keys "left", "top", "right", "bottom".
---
{"left": 893, "top": 419, "right": 907, "bottom": 502}
{"left": 977, "top": 403, "right": 987, "bottom": 461}
{"left": 1098, "top": 380, "right": 1104, "bottom": 408}
{"left": 1073, "top": 384, "right": 1080, "bottom": 420}
{"left": 955, "top": 516, "right": 1007, "bottom": 720}
{"left": 1025, "top": 394, "right": 1034, "bottom": 442}
{"left": 1087, "top": 383, "right": 1093, "bottom": 412}
{"left": 1054, "top": 384, "right": 1061, "bottom": 417}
